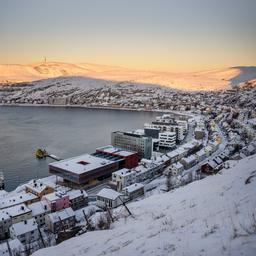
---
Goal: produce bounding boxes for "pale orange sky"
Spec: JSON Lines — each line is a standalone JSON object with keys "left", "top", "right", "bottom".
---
{"left": 0, "top": 0, "right": 256, "bottom": 72}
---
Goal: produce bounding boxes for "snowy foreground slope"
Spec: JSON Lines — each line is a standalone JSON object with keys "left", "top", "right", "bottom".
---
{"left": 34, "top": 155, "right": 256, "bottom": 256}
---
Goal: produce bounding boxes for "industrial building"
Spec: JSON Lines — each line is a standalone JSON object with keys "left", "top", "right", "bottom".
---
{"left": 49, "top": 154, "right": 120, "bottom": 185}
{"left": 94, "top": 145, "right": 139, "bottom": 169}
{"left": 111, "top": 131, "right": 152, "bottom": 159}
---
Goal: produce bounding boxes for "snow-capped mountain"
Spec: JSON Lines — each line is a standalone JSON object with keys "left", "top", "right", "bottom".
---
{"left": 1, "top": 62, "right": 256, "bottom": 91}
{"left": 34, "top": 155, "right": 256, "bottom": 256}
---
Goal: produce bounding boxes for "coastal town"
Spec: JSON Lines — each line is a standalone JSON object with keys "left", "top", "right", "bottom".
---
{"left": 0, "top": 77, "right": 256, "bottom": 112}
{"left": 0, "top": 88, "right": 256, "bottom": 255}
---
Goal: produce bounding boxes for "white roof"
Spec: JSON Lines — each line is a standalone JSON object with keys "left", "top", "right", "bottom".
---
{"left": 0, "top": 242, "right": 8, "bottom": 255}
{"left": 124, "top": 183, "right": 144, "bottom": 193}
{"left": 47, "top": 207, "right": 75, "bottom": 224}
{"left": 49, "top": 154, "right": 115, "bottom": 175}
{"left": 172, "top": 162, "right": 183, "bottom": 170}
{"left": 8, "top": 239, "right": 24, "bottom": 253}
{"left": 96, "top": 145, "right": 136, "bottom": 156}
{"left": 10, "top": 218, "right": 38, "bottom": 236}
{"left": 167, "top": 150, "right": 179, "bottom": 158}
{"left": 97, "top": 188, "right": 122, "bottom": 200}
{"left": 196, "top": 149, "right": 206, "bottom": 157}
{"left": 2, "top": 203, "right": 31, "bottom": 218}
{"left": 26, "top": 181, "right": 48, "bottom": 193}
{"left": 66, "top": 189, "right": 88, "bottom": 200}
{"left": 43, "top": 192, "right": 69, "bottom": 202}
{"left": 28, "top": 201, "right": 50, "bottom": 216}
{"left": 0, "top": 210, "right": 11, "bottom": 221}
{"left": 113, "top": 168, "right": 136, "bottom": 177}
{"left": 182, "top": 155, "right": 197, "bottom": 163}
{"left": 0, "top": 192, "right": 38, "bottom": 209}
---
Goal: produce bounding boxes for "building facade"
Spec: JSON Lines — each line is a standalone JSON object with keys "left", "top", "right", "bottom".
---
{"left": 45, "top": 207, "right": 76, "bottom": 234}
{"left": 159, "top": 132, "right": 176, "bottom": 148}
{"left": 111, "top": 131, "right": 152, "bottom": 159}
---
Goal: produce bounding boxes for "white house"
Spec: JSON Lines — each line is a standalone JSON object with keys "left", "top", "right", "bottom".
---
{"left": 112, "top": 168, "right": 137, "bottom": 191}
{"left": 159, "top": 132, "right": 176, "bottom": 148}
{"left": 45, "top": 207, "right": 75, "bottom": 234}
{"left": 195, "top": 149, "right": 207, "bottom": 162}
{"left": 96, "top": 188, "right": 124, "bottom": 208}
{"left": 170, "top": 162, "right": 184, "bottom": 175}
{"left": 3, "top": 203, "right": 32, "bottom": 224}
{"left": 9, "top": 218, "right": 39, "bottom": 244}
{"left": 180, "top": 155, "right": 197, "bottom": 170}
{"left": 27, "top": 201, "right": 51, "bottom": 227}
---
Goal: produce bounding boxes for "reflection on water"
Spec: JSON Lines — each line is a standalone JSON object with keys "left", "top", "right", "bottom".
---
{"left": 0, "top": 106, "right": 158, "bottom": 191}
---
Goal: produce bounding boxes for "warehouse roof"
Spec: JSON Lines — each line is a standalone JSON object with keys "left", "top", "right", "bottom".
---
{"left": 49, "top": 154, "right": 116, "bottom": 175}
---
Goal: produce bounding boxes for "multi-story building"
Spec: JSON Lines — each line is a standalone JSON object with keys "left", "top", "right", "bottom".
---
{"left": 42, "top": 192, "right": 70, "bottom": 212}
{"left": 9, "top": 218, "right": 39, "bottom": 244}
{"left": 66, "top": 190, "right": 88, "bottom": 210}
{"left": 45, "top": 207, "right": 76, "bottom": 234}
{"left": 94, "top": 145, "right": 139, "bottom": 169}
{"left": 176, "top": 120, "right": 188, "bottom": 135}
{"left": 159, "top": 132, "right": 176, "bottom": 148}
{"left": 122, "top": 183, "right": 145, "bottom": 200}
{"left": 96, "top": 188, "right": 124, "bottom": 209}
{"left": 25, "top": 180, "right": 54, "bottom": 199}
{"left": 27, "top": 201, "right": 51, "bottom": 227}
{"left": 2, "top": 203, "right": 32, "bottom": 224}
{"left": 112, "top": 168, "right": 137, "bottom": 191}
{"left": 49, "top": 154, "right": 120, "bottom": 185}
{"left": 0, "top": 193, "right": 39, "bottom": 210}
{"left": 145, "top": 123, "right": 184, "bottom": 142}
{"left": 111, "top": 131, "right": 152, "bottom": 159}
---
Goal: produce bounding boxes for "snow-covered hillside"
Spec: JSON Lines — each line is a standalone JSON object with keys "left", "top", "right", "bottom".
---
{"left": 1, "top": 62, "right": 256, "bottom": 91}
{"left": 34, "top": 155, "right": 256, "bottom": 256}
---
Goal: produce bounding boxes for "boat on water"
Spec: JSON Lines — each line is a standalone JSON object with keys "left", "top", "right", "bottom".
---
{"left": 35, "top": 148, "right": 48, "bottom": 159}
{"left": 0, "top": 172, "right": 4, "bottom": 190}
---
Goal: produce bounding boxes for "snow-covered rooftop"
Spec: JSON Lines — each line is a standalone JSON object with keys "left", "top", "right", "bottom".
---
{"left": 1, "top": 203, "right": 31, "bottom": 218}
{"left": 0, "top": 192, "right": 38, "bottom": 209}
{"left": 123, "top": 183, "right": 144, "bottom": 193}
{"left": 96, "top": 145, "right": 136, "bottom": 157}
{"left": 97, "top": 188, "right": 122, "bottom": 200}
{"left": 43, "top": 192, "right": 69, "bottom": 202}
{"left": 34, "top": 154, "right": 256, "bottom": 256}
{"left": 28, "top": 201, "right": 50, "bottom": 216}
{"left": 113, "top": 168, "right": 136, "bottom": 177}
{"left": 10, "top": 218, "right": 38, "bottom": 236}
{"left": 25, "top": 180, "right": 48, "bottom": 193}
{"left": 49, "top": 154, "right": 116, "bottom": 175}
{"left": 47, "top": 207, "right": 75, "bottom": 224}
{"left": 66, "top": 189, "right": 88, "bottom": 200}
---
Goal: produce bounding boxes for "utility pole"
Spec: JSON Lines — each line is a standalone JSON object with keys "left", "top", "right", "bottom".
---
{"left": 82, "top": 209, "right": 93, "bottom": 230}
{"left": 118, "top": 196, "right": 133, "bottom": 217}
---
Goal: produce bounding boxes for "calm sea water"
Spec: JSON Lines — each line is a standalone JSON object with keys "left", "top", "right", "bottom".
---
{"left": 0, "top": 106, "right": 159, "bottom": 191}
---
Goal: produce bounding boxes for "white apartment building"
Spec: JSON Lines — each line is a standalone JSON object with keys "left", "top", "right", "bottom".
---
{"left": 9, "top": 218, "right": 39, "bottom": 244}
{"left": 112, "top": 168, "right": 137, "bottom": 191}
{"left": 159, "top": 132, "right": 176, "bottom": 148}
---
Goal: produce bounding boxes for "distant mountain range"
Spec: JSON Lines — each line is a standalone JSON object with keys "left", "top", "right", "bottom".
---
{"left": 1, "top": 62, "right": 256, "bottom": 91}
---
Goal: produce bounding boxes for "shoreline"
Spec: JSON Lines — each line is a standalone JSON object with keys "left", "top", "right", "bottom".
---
{"left": 0, "top": 103, "right": 193, "bottom": 117}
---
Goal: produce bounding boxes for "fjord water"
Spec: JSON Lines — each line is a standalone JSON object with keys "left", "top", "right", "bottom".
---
{"left": 0, "top": 106, "right": 158, "bottom": 191}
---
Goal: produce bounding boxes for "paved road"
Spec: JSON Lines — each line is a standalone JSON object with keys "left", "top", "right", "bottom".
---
{"left": 182, "top": 123, "right": 228, "bottom": 177}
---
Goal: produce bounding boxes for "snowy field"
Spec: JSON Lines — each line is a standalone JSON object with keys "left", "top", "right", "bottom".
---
{"left": 34, "top": 155, "right": 256, "bottom": 256}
